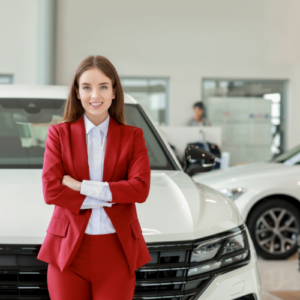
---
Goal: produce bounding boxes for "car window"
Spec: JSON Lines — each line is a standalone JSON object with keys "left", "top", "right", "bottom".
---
{"left": 0, "top": 98, "right": 65, "bottom": 168}
{"left": 124, "top": 104, "right": 173, "bottom": 170}
{"left": 272, "top": 144, "right": 300, "bottom": 165}
{"left": 0, "top": 98, "right": 174, "bottom": 170}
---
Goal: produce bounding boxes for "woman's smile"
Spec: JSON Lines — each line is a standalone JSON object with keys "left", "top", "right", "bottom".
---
{"left": 90, "top": 101, "right": 104, "bottom": 108}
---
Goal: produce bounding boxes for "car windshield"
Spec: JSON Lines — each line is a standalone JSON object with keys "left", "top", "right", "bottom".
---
{"left": 0, "top": 98, "right": 174, "bottom": 170}
{"left": 271, "top": 144, "right": 300, "bottom": 165}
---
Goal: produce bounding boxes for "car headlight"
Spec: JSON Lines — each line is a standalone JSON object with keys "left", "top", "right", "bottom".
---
{"left": 219, "top": 188, "right": 247, "bottom": 200}
{"left": 188, "top": 227, "right": 249, "bottom": 277}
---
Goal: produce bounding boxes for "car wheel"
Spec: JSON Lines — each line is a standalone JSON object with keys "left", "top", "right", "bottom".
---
{"left": 247, "top": 199, "right": 300, "bottom": 259}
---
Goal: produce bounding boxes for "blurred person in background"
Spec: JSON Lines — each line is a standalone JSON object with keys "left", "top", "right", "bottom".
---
{"left": 187, "top": 101, "right": 211, "bottom": 126}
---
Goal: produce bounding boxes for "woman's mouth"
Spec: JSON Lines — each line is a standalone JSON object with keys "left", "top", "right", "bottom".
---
{"left": 89, "top": 102, "right": 103, "bottom": 109}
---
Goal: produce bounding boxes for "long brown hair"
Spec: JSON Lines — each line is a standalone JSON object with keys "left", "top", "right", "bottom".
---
{"left": 63, "top": 55, "right": 125, "bottom": 124}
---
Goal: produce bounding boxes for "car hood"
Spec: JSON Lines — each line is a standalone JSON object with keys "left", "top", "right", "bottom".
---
{"left": 192, "top": 162, "right": 286, "bottom": 187}
{"left": 0, "top": 170, "right": 241, "bottom": 244}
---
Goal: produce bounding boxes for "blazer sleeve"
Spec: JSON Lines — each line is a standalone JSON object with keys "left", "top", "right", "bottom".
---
{"left": 42, "top": 125, "right": 86, "bottom": 215}
{"left": 109, "top": 128, "right": 151, "bottom": 204}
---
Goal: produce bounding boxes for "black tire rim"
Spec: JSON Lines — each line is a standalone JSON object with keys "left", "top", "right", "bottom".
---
{"left": 255, "top": 208, "right": 299, "bottom": 255}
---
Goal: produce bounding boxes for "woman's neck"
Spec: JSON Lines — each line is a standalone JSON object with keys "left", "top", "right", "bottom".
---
{"left": 85, "top": 111, "right": 109, "bottom": 126}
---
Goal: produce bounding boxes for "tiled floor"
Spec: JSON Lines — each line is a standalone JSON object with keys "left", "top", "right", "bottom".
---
{"left": 259, "top": 253, "right": 300, "bottom": 300}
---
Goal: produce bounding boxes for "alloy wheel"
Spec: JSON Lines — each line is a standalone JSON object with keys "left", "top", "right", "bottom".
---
{"left": 255, "top": 208, "right": 299, "bottom": 254}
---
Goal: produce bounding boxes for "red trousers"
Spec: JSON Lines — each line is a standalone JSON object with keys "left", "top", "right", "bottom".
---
{"left": 47, "top": 233, "right": 136, "bottom": 300}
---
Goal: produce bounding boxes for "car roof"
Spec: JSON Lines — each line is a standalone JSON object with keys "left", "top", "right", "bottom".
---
{"left": 0, "top": 85, "right": 137, "bottom": 104}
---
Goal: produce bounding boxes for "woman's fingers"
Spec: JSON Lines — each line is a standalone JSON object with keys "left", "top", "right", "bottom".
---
{"left": 62, "top": 175, "right": 71, "bottom": 186}
{"left": 62, "top": 175, "right": 80, "bottom": 191}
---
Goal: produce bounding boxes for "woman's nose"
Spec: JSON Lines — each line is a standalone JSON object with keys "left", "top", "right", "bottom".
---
{"left": 91, "top": 90, "right": 100, "bottom": 99}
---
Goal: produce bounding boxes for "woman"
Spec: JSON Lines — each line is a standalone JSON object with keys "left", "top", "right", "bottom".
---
{"left": 37, "top": 56, "right": 151, "bottom": 300}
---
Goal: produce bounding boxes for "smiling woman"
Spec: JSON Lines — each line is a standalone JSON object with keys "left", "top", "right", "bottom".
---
{"left": 75, "top": 68, "right": 115, "bottom": 126}
{"left": 37, "top": 55, "right": 151, "bottom": 300}
{"left": 63, "top": 56, "right": 125, "bottom": 125}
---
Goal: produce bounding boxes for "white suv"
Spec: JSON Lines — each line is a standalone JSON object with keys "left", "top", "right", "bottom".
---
{"left": 193, "top": 148, "right": 300, "bottom": 260}
{"left": 0, "top": 85, "right": 261, "bottom": 300}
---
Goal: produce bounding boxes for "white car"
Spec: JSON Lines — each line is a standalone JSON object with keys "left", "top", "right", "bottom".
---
{"left": 0, "top": 85, "right": 261, "bottom": 300}
{"left": 193, "top": 149, "right": 300, "bottom": 260}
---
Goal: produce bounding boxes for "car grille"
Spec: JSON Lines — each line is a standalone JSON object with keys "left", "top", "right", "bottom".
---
{"left": 135, "top": 242, "right": 197, "bottom": 300}
{"left": 0, "top": 244, "right": 48, "bottom": 299}
{"left": 0, "top": 229, "right": 250, "bottom": 300}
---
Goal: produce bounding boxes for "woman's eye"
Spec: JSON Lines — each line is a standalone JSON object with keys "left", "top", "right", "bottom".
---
{"left": 83, "top": 86, "right": 90, "bottom": 90}
{"left": 101, "top": 86, "right": 108, "bottom": 90}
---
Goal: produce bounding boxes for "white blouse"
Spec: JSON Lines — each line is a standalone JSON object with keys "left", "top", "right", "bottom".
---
{"left": 79, "top": 114, "right": 116, "bottom": 235}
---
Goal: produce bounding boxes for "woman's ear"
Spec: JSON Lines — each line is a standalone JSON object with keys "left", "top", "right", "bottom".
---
{"left": 112, "top": 88, "right": 116, "bottom": 100}
{"left": 75, "top": 86, "right": 80, "bottom": 99}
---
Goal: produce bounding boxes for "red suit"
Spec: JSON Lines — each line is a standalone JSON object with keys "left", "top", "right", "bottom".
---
{"left": 37, "top": 116, "right": 151, "bottom": 299}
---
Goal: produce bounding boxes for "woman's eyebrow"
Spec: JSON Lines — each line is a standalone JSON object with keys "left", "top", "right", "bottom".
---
{"left": 81, "top": 82, "right": 109, "bottom": 85}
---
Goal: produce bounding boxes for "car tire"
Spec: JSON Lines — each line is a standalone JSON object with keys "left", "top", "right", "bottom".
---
{"left": 247, "top": 199, "right": 300, "bottom": 259}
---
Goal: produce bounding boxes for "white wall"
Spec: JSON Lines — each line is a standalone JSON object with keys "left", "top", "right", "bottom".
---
{"left": 1, "top": 0, "right": 300, "bottom": 149}
{"left": 0, "top": 0, "right": 39, "bottom": 84}
{"left": 55, "top": 0, "right": 300, "bottom": 149}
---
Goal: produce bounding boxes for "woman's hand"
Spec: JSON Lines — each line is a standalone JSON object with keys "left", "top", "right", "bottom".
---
{"left": 62, "top": 175, "right": 82, "bottom": 191}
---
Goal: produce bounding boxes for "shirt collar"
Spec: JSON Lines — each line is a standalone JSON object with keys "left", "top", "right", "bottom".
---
{"left": 83, "top": 114, "right": 110, "bottom": 136}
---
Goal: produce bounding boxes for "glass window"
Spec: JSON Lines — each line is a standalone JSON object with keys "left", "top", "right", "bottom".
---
{"left": 0, "top": 98, "right": 65, "bottom": 168}
{"left": 0, "top": 99, "right": 174, "bottom": 170}
{"left": 202, "top": 79, "right": 288, "bottom": 166}
{"left": 121, "top": 77, "right": 169, "bottom": 125}
{"left": 0, "top": 75, "right": 13, "bottom": 84}
{"left": 125, "top": 105, "right": 173, "bottom": 170}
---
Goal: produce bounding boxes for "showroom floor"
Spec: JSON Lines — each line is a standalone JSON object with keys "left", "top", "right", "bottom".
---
{"left": 259, "top": 253, "right": 300, "bottom": 300}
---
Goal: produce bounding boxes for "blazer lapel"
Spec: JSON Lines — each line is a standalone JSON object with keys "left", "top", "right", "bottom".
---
{"left": 70, "top": 117, "right": 90, "bottom": 181}
{"left": 103, "top": 117, "right": 121, "bottom": 182}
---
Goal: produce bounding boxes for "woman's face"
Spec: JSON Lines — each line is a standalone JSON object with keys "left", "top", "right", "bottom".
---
{"left": 76, "top": 67, "right": 115, "bottom": 125}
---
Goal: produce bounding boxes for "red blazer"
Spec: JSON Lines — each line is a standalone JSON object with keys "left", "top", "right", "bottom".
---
{"left": 37, "top": 116, "right": 151, "bottom": 274}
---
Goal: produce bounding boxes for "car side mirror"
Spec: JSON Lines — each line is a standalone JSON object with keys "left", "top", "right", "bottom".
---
{"left": 184, "top": 145, "right": 215, "bottom": 176}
